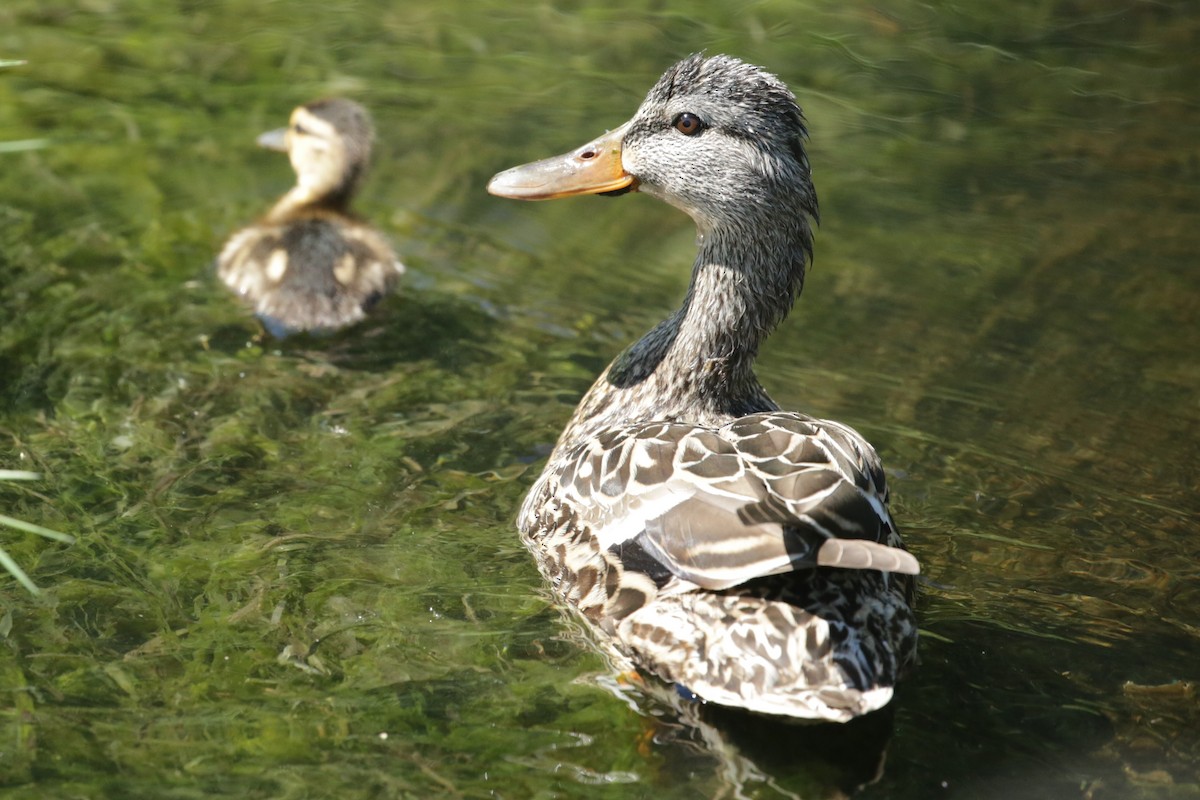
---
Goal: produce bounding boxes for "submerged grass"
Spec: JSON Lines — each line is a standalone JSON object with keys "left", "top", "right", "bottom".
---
{"left": 0, "top": 471, "right": 75, "bottom": 595}
{"left": 1, "top": 60, "right": 73, "bottom": 598}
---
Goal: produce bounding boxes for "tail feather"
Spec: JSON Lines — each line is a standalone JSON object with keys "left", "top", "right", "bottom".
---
{"left": 816, "top": 538, "right": 920, "bottom": 575}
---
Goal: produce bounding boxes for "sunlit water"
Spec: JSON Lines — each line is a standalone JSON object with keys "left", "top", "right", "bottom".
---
{"left": 1, "top": 1, "right": 1197, "bottom": 798}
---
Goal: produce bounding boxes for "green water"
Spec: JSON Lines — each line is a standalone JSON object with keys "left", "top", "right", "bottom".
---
{"left": 2, "top": 1, "right": 1198, "bottom": 797}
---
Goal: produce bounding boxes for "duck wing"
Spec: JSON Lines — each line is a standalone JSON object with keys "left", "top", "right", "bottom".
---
{"left": 539, "top": 412, "right": 917, "bottom": 596}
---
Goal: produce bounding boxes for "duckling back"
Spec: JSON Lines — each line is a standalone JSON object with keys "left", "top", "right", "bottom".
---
{"left": 218, "top": 213, "right": 402, "bottom": 337}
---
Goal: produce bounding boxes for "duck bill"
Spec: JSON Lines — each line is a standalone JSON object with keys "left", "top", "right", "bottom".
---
{"left": 487, "top": 122, "right": 636, "bottom": 200}
{"left": 256, "top": 127, "right": 289, "bottom": 152}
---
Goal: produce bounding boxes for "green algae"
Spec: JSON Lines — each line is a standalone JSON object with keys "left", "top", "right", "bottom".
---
{"left": 1, "top": 1, "right": 1199, "bottom": 797}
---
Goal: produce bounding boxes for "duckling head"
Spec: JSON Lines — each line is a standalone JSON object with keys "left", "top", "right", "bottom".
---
{"left": 488, "top": 53, "right": 818, "bottom": 237}
{"left": 259, "top": 97, "right": 374, "bottom": 211}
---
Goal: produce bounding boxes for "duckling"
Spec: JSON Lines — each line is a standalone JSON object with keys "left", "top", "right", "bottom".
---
{"left": 217, "top": 98, "right": 403, "bottom": 337}
{"left": 488, "top": 54, "right": 920, "bottom": 722}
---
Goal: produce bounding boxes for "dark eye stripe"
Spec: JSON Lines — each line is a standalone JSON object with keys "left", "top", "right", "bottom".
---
{"left": 673, "top": 112, "right": 704, "bottom": 136}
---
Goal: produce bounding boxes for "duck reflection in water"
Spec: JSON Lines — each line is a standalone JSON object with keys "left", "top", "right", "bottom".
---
{"left": 588, "top": 670, "right": 899, "bottom": 798}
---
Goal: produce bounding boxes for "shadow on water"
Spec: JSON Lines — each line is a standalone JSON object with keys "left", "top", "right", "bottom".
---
{"left": 880, "top": 622, "right": 1115, "bottom": 800}
{"left": 567, "top": 595, "right": 1198, "bottom": 799}
{"left": 204, "top": 287, "right": 501, "bottom": 374}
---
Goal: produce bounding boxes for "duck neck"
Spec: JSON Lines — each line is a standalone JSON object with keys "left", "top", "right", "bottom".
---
{"left": 552, "top": 208, "right": 812, "bottom": 458}
{"left": 265, "top": 177, "right": 358, "bottom": 222}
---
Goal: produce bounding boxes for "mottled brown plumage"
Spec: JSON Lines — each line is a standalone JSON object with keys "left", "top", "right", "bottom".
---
{"left": 217, "top": 98, "right": 403, "bottom": 337}
{"left": 489, "top": 54, "right": 919, "bottom": 721}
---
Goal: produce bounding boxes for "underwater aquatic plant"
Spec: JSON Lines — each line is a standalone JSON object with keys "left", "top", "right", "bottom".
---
{"left": 0, "top": 471, "right": 74, "bottom": 595}
{"left": 1, "top": 60, "right": 69, "bottom": 594}
{"left": 0, "top": 60, "right": 49, "bottom": 154}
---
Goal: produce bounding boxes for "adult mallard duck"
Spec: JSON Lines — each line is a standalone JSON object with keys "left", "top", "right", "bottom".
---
{"left": 488, "top": 54, "right": 920, "bottom": 722}
{"left": 217, "top": 98, "right": 404, "bottom": 337}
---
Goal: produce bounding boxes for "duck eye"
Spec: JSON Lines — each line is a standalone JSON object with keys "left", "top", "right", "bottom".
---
{"left": 673, "top": 112, "right": 704, "bottom": 136}
{"left": 292, "top": 123, "right": 309, "bottom": 135}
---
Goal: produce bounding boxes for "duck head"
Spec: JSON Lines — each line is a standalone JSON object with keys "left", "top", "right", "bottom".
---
{"left": 488, "top": 53, "right": 818, "bottom": 234}
{"left": 259, "top": 97, "right": 374, "bottom": 210}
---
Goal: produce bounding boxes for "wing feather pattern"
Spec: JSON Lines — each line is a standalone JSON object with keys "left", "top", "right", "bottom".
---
{"left": 530, "top": 413, "right": 918, "bottom": 594}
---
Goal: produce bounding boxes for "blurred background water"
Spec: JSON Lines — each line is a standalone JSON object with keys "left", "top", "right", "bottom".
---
{"left": 1, "top": 1, "right": 1197, "bottom": 798}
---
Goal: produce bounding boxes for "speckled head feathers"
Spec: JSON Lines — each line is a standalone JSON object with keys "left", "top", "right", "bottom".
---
{"left": 646, "top": 53, "right": 809, "bottom": 149}
{"left": 621, "top": 54, "right": 818, "bottom": 234}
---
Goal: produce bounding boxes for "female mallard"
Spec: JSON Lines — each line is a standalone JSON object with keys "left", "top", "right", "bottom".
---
{"left": 217, "top": 98, "right": 404, "bottom": 337}
{"left": 488, "top": 54, "right": 920, "bottom": 722}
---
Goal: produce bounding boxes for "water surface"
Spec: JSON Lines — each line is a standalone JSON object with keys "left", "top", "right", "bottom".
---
{"left": 1, "top": 1, "right": 1198, "bottom": 798}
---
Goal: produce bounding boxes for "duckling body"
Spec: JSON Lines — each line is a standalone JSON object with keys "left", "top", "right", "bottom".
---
{"left": 217, "top": 98, "right": 403, "bottom": 336}
{"left": 489, "top": 54, "right": 919, "bottom": 722}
